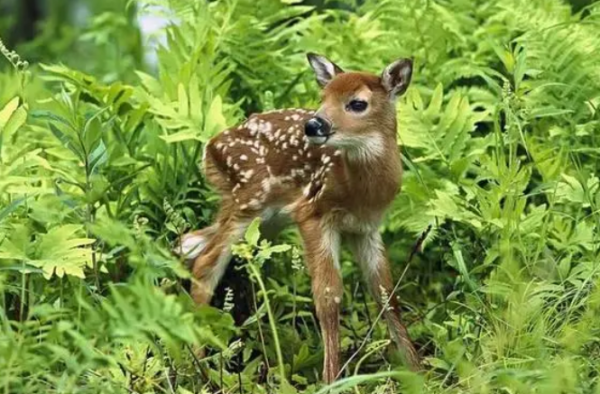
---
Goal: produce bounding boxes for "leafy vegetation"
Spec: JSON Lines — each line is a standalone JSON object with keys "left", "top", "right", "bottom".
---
{"left": 2, "top": 0, "right": 600, "bottom": 392}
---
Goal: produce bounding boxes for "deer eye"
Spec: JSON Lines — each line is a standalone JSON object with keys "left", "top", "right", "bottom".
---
{"left": 346, "top": 99, "right": 368, "bottom": 112}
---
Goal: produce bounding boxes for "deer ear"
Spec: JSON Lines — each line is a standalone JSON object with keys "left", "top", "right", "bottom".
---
{"left": 381, "top": 58, "right": 413, "bottom": 98}
{"left": 307, "top": 53, "right": 344, "bottom": 88}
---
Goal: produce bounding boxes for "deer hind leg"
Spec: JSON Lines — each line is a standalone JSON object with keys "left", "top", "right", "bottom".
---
{"left": 175, "top": 224, "right": 219, "bottom": 262}
{"left": 348, "top": 231, "right": 421, "bottom": 370}
{"left": 186, "top": 196, "right": 250, "bottom": 305}
{"left": 173, "top": 195, "right": 235, "bottom": 263}
{"left": 298, "top": 217, "right": 343, "bottom": 383}
{"left": 174, "top": 141, "right": 238, "bottom": 264}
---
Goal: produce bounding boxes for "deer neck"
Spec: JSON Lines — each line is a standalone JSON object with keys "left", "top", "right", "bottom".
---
{"left": 339, "top": 130, "right": 402, "bottom": 215}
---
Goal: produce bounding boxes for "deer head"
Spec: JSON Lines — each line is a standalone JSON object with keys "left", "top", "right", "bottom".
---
{"left": 304, "top": 53, "right": 413, "bottom": 156}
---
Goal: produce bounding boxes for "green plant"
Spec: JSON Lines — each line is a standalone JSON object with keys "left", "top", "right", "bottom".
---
{"left": 2, "top": 0, "right": 600, "bottom": 392}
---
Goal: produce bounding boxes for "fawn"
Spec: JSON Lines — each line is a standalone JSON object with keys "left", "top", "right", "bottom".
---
{"left": 175, "top": 53, "right": 420, "bottom": 382}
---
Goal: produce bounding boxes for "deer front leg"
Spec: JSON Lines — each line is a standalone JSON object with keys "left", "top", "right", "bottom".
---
{"left": 348, "top": 231, "right": 421, "bottom": 370}
{"left": 298, "top": 217, "right": 343, "bottom": 383}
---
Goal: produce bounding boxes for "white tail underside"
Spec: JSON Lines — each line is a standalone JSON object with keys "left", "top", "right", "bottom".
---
{"left": 174, "top": 232, "right": 210, "bottom": 260}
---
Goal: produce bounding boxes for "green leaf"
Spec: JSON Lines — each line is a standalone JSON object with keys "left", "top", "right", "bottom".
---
{"left": 88, "top": 140, "right": 108, "bottom": 174}
{"left": 205, "top": 95, "right": 227, "bottom": 137}
{"left": 1, "top": 104, "right": 27, "bottom": 141}
{"left": 451, "top": 243, "right": 478, "bottom": 291}
{"left": 245, "top": 217, "right": 261, "bottom": 246}
{"left": 189, "top": 75, "right": 203, "bottom": 122}
{"left": 135, "top": 70, "right": 163, "bottom": 96}
{"left": 30, "top": 225, "right": 95, "bottom": 279}
{"left": 0, "top": 238, "right": 29, "bottom": 261}
{"left": 314, "top": 371, "right": 417, "bottom": 394}
{"left": 0, "top": 97, "right": 20, "bottom": 130}
{"left": 424, "top": 83, "right": 443, "bottom": 118}
{"left": 30, "top": 110, "right": 73, "bottom": 128}
{"left": 0, "top": 196, "right": 29, "bottom": 224}
{"left": 160, "top": 130, "right": 201, "bottom": 143}
{"left": 268, "top": 244, "right": 292, "bottom": 254}
{"left": 279, "top": 380, "right": 299, "bottom": 394}
{"left": 178, "top": 83, "right": 189, "bottom": 117}
{"left": 48, "top": 122, "right": 84, "bottom": 161}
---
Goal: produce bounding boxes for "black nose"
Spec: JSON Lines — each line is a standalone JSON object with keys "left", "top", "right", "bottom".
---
{"left": 304, "top": 116, "right": 331, "bottom": 137}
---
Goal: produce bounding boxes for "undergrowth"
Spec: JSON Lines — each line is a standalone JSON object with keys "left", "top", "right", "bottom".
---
{"left": 1, "top": 0, "right": 600, "bottom": 393}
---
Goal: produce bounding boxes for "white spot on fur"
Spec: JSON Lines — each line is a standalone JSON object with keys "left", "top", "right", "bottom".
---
{"left": 249, "top": 199, "right": 261, "bottom": 209}
{"left": 248, "top": 120, "right": 259, "bottom": 134}
{"left": 243, "top": 169, "right": 254, "bottom": 180}
{"left": 260, "top": 122, "right": 273, "bottom": 134}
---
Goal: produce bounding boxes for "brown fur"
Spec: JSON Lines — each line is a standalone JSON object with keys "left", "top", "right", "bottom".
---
{"left": 176, "top": 61, "right": 420, "bottom": 383}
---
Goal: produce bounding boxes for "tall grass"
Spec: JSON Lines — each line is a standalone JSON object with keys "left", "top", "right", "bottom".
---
{"left": 1, "top": 0, "right": 600, "bottom": 393}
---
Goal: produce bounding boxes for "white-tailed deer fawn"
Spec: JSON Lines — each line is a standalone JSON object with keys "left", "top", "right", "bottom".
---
{"left": 175, "top": 53, "right": 420, "bottom": 382}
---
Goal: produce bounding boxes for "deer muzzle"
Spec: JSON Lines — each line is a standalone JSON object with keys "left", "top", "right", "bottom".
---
{"left": 305, "top": 116, "right": 333, "bottom": 144}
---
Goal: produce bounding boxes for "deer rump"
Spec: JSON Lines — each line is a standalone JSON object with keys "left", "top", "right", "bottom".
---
{"left": 175, "top": 207, "right": 292, "bottom": 262}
